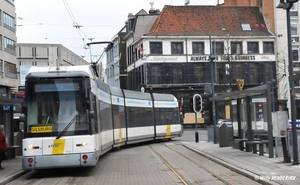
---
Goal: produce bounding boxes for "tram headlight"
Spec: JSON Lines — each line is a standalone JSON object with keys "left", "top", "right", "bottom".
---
{"left": 76, "top": 142, "right": 87, "bottom": 147}
{"left": 28, "top": 145, "right": 40, "bottom": 149}
{"left": 28, "top": 145, "right": 34, "bottom": 149}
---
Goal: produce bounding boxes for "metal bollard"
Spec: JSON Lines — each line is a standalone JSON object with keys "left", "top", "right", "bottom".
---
{"left": 195, "top": 131, "right": 199, "bottom": 143}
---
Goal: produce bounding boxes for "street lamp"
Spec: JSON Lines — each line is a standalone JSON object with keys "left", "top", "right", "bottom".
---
{"left": 269, "top": 79, "right": 276, "bottom": 112}
{"left": 226, "top": 35, "right": 231, "bottom": 92}
{"left": 277, "top": 0, "right": 299, "bottom": 165}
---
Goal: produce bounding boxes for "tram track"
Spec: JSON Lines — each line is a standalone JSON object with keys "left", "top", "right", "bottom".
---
{"left": 150, "top": 145, "right": 189, "bottom": 185}
{"left": 165, "top": 144, "right": 234, "bottom": 185}
{"left": 150, "top": 143, "right": 262, "bottom": 185}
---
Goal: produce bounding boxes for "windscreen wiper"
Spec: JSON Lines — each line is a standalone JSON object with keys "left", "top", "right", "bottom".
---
{"left": 56, "top": 114, "right": 79, "bottom": 139}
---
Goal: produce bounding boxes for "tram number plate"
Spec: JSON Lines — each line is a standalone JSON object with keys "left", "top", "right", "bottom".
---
{"left": 31, "top": 126, "right": 53, "bottom": 133}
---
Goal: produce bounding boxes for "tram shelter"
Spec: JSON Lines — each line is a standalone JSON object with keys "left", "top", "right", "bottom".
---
{"left": 210, "top": 84, "right": 274, "bottom": 158}
{"left": 0, "top": 93, "right": 23, "bottom": 157}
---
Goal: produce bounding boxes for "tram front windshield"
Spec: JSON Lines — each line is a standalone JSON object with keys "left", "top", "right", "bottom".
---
{"left": 25, "top": 79, "right": 89, "bottom": 137}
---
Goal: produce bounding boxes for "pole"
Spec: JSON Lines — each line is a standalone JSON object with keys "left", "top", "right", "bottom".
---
{"left": 209, "top": 35, "right": 217, "bottom": 144}
{"left": 286, "top": 3, "right": 299, "bottom": 164}
{"left": 271, "top": 81, "right": 279, "bottom": 157}
{"left": 193, "top": 94, "right": 202, "bottom": 143}
{"left": 271, "top": 82, "right": 275, "bottom": 111}
{"left": 195, "top": 112, "right": 199, "bottom": 143}
{"left": 226, "top": 34, "right": 231, "bottom": 92}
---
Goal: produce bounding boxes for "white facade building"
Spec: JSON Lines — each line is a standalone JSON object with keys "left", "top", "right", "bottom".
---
{"left": 0, "top": 0, "right": 18, "bottom": 93}
{"left": 274, "top": 0, "right": 300, "bottom": 115}
{"left": 17, "top": 43, "right": 89, "bottom": 86}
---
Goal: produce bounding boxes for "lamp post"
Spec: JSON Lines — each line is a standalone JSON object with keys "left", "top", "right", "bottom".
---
{"left": 209, "top": 35, "right": 217, "bottom": 144}
{"left": 224, "top": 32, "right": 232, "bottom": 92}
{"left": 277, "top": 0, "right": 299, "bottom": 164}
{"left": 269, "top": 79, "right": 276, "bottom": 112}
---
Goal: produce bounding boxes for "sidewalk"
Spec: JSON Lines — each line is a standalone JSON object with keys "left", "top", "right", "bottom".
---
{"left": 0, "top": 156, "right": 27, "bottom": 185}
{"left": 184, "top": 141, "right": 300, "bottom": 185}
{"left": 1, "top": 142, "right": 300, "bottom": 185}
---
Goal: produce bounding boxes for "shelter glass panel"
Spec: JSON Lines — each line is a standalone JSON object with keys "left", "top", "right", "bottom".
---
{"left": 240, "top": 99, "right": 248, "bottom": 138}
{"left": 251, "top": 98, "right": 268, "bottom": 140}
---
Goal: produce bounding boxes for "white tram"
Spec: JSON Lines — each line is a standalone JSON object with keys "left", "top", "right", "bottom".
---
{"left": 20, "top": 65, "right": 182, "bottom": 170}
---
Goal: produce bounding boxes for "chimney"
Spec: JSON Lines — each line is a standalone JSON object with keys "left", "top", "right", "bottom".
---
{"left": 127, "top": 13, "right": 134, "bottom": 19}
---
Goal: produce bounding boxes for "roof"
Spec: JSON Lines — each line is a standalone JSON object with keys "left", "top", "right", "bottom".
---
{"left": 147, "top": 5, "right": 273, "bottom": 37}
{"left": 209, "top": 84, "right": 269, "bottom": 101}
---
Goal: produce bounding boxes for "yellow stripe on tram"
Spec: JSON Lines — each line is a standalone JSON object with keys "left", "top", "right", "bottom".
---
{"left": 52, "top": 139, "right": 66, "bottom": 155}
{"left": 118, "top": 128, "right": 122, "bottom": 147}
{"left": 165, "top": 124, "right": 171, "bottom": 139}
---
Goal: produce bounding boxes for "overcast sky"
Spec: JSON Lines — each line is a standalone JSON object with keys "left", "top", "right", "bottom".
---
{"left": 15, "top": 0, "right": 224, "bottom": 64}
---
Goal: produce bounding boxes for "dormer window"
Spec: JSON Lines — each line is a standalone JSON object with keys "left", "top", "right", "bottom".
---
{"left": 241, "top": 23, "right": 251, "bottom": 31}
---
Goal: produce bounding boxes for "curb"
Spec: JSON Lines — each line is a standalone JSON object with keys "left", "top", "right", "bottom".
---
{"left": 183, "top": 144, "right": 281, "bottom": 185}
{"left": 0, "top": 170, "right": 29, "bottom": 185}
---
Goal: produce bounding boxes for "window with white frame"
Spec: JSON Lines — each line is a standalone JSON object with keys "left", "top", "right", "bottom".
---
{"left": 293, "top": 47, "right": 299, "bottom": 61}
{"left": 291, "top": 21, "right": 298, "bottom": 36}
{"left": 171, "top": 42, "right": 184, "bottom": 55}
{"left": 247, "top": 42, "right": 259, "bottom": 54}
{"left": 212, "top": 41, "right": 224, "bottom": 54}
{"left": 291, "top": 2, "right": 298, "bottom": 11}
{"left": 231, "top": 42, "right": 243, "bottom": 54}
{"left": 3, "top": 12, "right": 15, "bottom": 29}
{"left": 192, "top": 42, "right": 204, "bottom": 55}
{"left": 4, "top": 37, "right": 15, "bottom": 51}
{"left": 263, "top": 42, "right": 274, "bottom": 54}
{"left": 5, "top": 61, "right": 16, "bottom": 74}
{"left": 150, "top": 42, "right": 162, "bottom": 54}
{"left": 241, "top": 23, "right": 251, "bottom": 31}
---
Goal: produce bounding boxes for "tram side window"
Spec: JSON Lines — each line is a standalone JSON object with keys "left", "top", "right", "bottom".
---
{"left": 91, "top": 95, "right": 98, "bottom": 133}
{"left": 156, "top": 108, "right": 180, "bottom": 125}
{"left": 156, "top": 109, "right": 164, "bottom": 125}
{"left": 112, "top": 105, "right": 126, "bottom": 129}
{"left": 144, "top": 108, "right": 154, "bottom": 126}
{"left": 99, "top": 101, "right": 113, "bottom": 131}
{"left": 127, "top": 107, "right": 154, "bottom": 127}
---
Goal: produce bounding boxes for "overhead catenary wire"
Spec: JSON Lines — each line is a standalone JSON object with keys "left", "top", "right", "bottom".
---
{"left": 61, "top": 0, "right": 86, "bottom": 39}
{"left": 61, "top": 0, "right": 92, "bottom": 55}
{"left": 61, "top": 0, "right": 75, "bottom": 21}
{"left": 61, "top": 0, "right": 108, "bottom": 63}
